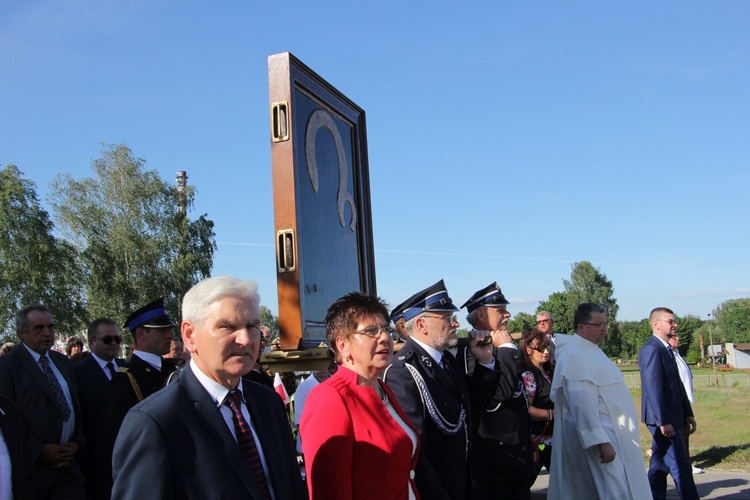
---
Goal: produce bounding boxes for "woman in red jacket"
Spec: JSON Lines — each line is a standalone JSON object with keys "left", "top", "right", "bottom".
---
{"left": 301, "top": 292, "right": 420, "bottom": 499}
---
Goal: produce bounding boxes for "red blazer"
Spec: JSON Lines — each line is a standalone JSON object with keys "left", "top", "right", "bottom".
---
{"left": 301, "top": 366, "right": 421, "bottom": 499}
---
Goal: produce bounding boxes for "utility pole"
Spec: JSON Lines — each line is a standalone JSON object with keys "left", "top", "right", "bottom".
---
{"left": 707, "top": 313, "right": 719, "bottom": 386}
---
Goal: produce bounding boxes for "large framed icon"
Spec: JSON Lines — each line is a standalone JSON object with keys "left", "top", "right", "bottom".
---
{"left": 268, "top": 52, "right": 376, "bottom": 350}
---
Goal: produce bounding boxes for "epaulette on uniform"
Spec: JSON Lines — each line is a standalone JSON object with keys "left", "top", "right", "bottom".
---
{"left": 392, "top": 349, "right": 415, "bottom": 365}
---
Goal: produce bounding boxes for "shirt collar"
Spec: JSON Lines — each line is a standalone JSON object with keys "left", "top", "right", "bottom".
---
{"left": 90, "top": 352, "right": 114, "bottom": 370}
{"left": 189, "top": 359, "right": 243, "bottom": 408}
{"left": 22, "top": 343, "right": 46, "bottom": 362}
{"left": 653, "top": 334, "right": 671, "bottom": 349}
{"left": 133, "top": 350, "right": 162, "bottom": 370}
{"left": 410, "top": 336, "right": 444, "bottom": 365}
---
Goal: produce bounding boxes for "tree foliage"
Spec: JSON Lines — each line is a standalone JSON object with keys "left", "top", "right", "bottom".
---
{"left": 619, "top": 319, "right": 652, "bottom": 359}
{"left": 49, "top": 144, "right": 216, "bottom": 325}
{"left": 538, "top": 261, "right": 621, "bottom": 357}
{"left": 259, "top": 305, "right": 280, "bottom": 342}
{"left": 0, "top": 165, "right": 87, "bottom": 341}
{"left": 508, "top": 311, "right": 536, "bottom": 335}
{"left": 673, "top": 314, "right": 702, "bottom": 355}
{"left": 537, "top": 292, "right": 575, "bottom": 334}
{"left": 712, "top": 298, "right": 750, "bottom": 343}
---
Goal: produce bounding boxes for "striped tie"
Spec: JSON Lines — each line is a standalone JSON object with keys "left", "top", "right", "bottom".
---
{"left": 225, "top": 390, "right": 271, "bottom": 499}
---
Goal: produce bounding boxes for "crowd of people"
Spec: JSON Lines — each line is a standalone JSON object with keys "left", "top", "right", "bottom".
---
{"left": 0, "top": 276, "right": 702, "bottom": 499}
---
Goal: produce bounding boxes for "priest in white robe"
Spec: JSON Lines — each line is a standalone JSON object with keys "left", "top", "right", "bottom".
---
{"left": 548, "top": 303, "right": 650, "bottom": 500}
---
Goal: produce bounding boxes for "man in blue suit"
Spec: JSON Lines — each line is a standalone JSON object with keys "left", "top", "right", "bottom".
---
{"left": 639, "top": 307, "right": 699, "bottom": 500}
{"left": 112, "top": 276, "right": 305, "bottom": 499}
{"left": 72, "top": 317, "right": 125, "bottom": 500}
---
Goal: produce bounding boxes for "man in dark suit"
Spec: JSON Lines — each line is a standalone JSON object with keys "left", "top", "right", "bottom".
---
{"left": 73, "top": 317, "right": 125, "bottom": 500}
{"left": 0, "top": 395, "right": 32, "bottom": 500}
{"left": 457, "top": 282, "right": 532, "bottom": 499}
{"left": 383, "top": 280, "right": 493, "bottom": 500}
{"left": 639, "top": 307, "right": 699, "bottom": 500}
{"left": 390, "top": 298, "right": 410, "bottom": 343}
{"left": 0, "top": 304, "right": 86, "bottom": 498}
{"left": 112, "top": 276, "right": 305, "bottom": 499}
{"left": 107, "top": 298, "right": 179, "bottom": 438}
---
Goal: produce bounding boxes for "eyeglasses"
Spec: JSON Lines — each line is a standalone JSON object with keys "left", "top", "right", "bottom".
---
{"left": 531, "top": 346, "right": 549, "bottom": 353}
{"left": 536, "top": 319, "right": 551, "bottom": 325}
{"left": 353, "top": 325, "right": 398, "bottom": 341}
{"left": 581, "top": 322, "right": 607, "bottom": 329}
{"left": 658, "top": 319, "right": 679, "bottom": 326}
{"left": 422, "top": 314, "right": 458, "bottom": 325}
{"left": 93, "top": 335, "right": 122, "bottom": 345}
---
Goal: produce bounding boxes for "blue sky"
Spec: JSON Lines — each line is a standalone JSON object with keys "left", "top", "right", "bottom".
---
{"left": 1, "top": 1, "right": 748, "bottom": 325}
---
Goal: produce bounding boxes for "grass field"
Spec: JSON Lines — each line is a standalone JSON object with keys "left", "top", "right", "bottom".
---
{"left": 630, "top": 382, "right": 750, "bottom": 472}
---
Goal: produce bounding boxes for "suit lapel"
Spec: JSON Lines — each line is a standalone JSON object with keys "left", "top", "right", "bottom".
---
{"left": 16, "top": 345, "right": 59, "bottom": 406}
{"left": 181, "top": 367, "right": 266, "bottom": 499}
{"left": 84, "top": 355, "right": 111, "bottom": 389}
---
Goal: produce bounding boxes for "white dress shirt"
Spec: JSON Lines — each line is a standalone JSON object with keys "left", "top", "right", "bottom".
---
{"left": 189, "top": 360, "right": 276, "bottom": 499}
{"left": 22, "top": 344, "right": 75, "bottom": 443}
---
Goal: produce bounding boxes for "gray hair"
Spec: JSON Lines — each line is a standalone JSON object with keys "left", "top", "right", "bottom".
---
{"left": 16, "top": 304, "right": 51, "bottom": 334}
{"left": 466, "top": 310, "right": 479, "bottom": 327}
{"left": 536, "top": 311, "right": 553, "bottom": 320}
{"left": 182, "top": 276, "right": 259, "bottom": 328}
{"left": 404, "top": 316, "right": 418, "bottom": 334}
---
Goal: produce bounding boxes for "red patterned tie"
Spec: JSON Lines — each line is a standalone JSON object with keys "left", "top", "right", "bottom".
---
{"left": 225, "top": 390, "right": 271, "bottom": 499}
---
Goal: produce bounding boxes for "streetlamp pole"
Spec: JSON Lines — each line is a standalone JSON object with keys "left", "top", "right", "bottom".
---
{"left": 707, "top": 313, "right": 719, "bottom": 386}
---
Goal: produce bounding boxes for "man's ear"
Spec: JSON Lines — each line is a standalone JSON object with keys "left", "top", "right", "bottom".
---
{"left": 133, "top": 326, "right": 144, "bottom": 345}
{"left": 182, "top": 321, "right": 196, "bottom": 353}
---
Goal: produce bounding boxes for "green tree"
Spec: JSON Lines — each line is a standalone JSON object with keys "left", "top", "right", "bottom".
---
{"left": 539, "top": 261, "right": 621, "bottom": 357}
{"left": 674, "top": 314, "right": 702, "bottom": 355}
{"left": 49, "top": 144, "right": 216, "bottom": 327}
{"left": 508, "top": 311, "right": 536, "bottom": 335}
{"left": 712, "top": 298, "right": 750, "bottom": 343}
{"left": 0, "top": 165, "right": 87, "bottom": 341}
{"left": 619, "top": 319, "right": 651, "bottom": 359}
{"left": 537, "top": 292, "right": 574, "bottom": 334}
{"left": 564, "top": 261, "right": 621, "bottom": 357}
{"left": 259, "top": 305, "right": 280, "bottom": 342}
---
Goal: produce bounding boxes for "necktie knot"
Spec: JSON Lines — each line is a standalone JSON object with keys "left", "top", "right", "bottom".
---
{"left": 105, "top": 362, "right": 117, "bottom": 379}
{"left": 226, "top": 390, "right": 243, "bottom": 410}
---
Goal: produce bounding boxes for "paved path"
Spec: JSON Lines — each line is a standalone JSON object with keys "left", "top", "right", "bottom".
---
{"left": 531, "top": 468, "right": 750, "bottom": 499}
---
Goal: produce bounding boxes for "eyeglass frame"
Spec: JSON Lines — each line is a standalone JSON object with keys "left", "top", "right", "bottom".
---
{"left": 580, "top": 322, "right": 607, "bottom": 329}
{"left": 421, "top": 314, "right": 459, "bottom": 325}
{"left": 657, "top": 318, "right": 679, "bottom": 326}
{"left": 352, "top": 325, "right": 399, "bottom": 341}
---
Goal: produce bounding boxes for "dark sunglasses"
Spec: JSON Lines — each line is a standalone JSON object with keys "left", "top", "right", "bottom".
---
{"left": 94, "top": 335, "right": 123, "bottom": 345}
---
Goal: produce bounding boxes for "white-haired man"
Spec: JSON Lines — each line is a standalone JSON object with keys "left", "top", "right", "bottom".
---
{"left": 112, "top": 276, "right": 305, "bottom": 499}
